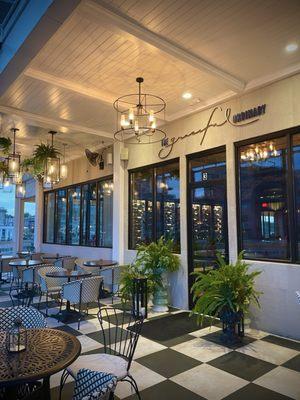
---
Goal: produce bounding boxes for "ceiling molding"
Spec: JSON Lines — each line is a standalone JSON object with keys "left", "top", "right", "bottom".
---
{"left": 167, "top": 90, "right": 238, "bottom": 121}
{"left": 245, "top": 62, "right": 300, "bottom": 91}
{"left": 0, "top": 104, "right": 114, "bottom": 140}
{"left": 24, "top": 68, "right": 115, "bottom": 105}
{"left": 79, "top": 0, "right": 245, "bottom": 92}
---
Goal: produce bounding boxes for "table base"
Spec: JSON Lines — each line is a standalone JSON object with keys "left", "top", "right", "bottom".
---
{"left": 51, "top": 308, "right": 82, "bottom": 324}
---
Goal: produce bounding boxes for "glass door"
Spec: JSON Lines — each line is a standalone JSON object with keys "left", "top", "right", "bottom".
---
{"left": 187, "top": 148, "right": 228, "bottom": 306}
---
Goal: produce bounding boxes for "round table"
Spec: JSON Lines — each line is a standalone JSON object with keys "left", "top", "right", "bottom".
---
{"left": 42, "top": 254, "right": 70, "bottom": 260}
{"left": 0, "top": 328, "right": 81, "bottom": 400}
{"left": 83, "top": 260, "right": 118, "bottom": 303}
{"left": 46, "top": 270, "right": 92, "bottom": 323}
{"left": 9, "top": 260, "right": 43, "bottom": 268}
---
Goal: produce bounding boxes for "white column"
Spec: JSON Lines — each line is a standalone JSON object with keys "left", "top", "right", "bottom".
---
{"left": 13, "top": 197, "right": 23, "bottom": 254}
{"left": 226, "top": 143, "right": 238, "bottom": 262}
{"left": 34, "top": 181, "right": 44, "bottom": 252}
{"left": 112, "top": 142, "right": 126, "bottom": 264}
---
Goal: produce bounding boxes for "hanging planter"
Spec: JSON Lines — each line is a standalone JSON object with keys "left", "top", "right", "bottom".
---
{"left": 0, "top": 137, "right": 12, "bottom": 156}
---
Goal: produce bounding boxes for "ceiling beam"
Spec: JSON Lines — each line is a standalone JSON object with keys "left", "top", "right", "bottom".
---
{"left": 79, "top": 0, "right": 245, "bottom": 92}
{"left": 0, "top": 104, "right": 114, "bottom": 140}
{"left": 24, "top": 68, "right": 115, "bottom": 105}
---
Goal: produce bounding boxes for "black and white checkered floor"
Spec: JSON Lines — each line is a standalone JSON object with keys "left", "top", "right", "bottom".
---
{"left": 1, "top": 284, "right": 300, "bottom": 400}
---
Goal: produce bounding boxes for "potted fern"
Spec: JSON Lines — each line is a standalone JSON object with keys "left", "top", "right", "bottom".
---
{"left": 135, "top": 237, "right": 180, "bottom": 312}
{"left": 190, "top": 252, "right": 261, "bottom": 344}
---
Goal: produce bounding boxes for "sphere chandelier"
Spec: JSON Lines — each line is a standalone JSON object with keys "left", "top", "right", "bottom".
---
{"left": 113, "top": 77, "right": 166, "bottom": 145}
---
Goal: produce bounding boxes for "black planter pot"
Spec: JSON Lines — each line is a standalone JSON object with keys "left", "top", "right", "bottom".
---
{"left": 219, "top": 309, "right": 244, "bottom": 344}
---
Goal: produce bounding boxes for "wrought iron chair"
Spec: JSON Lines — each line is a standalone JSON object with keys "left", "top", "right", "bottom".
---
{"left": 72, "top": 369, "right": 117, "bottom": 400}
{"left": 9, "top": 263, "right": 37, "bottom": 307}
{"left": 61, "top": 276, "right": 103, "bottom": 329}
{"left": 60, "top": 307, "right": 144, "bottom": 399}
{"left": 0, "top": 306, "right": 46, "bottom": 330}
{"left": 38, "top": 265, "right": 68, "bottom": 316}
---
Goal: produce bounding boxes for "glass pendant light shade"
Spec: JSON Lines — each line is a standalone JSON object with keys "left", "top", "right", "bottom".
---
{"left": 60, "top": 143, "right": 68, "bottom": 180}
{"left": 45, "top": 156, "right": 60, "bottom": 184}
{"left": 60, "top": 164, "right": 68, "bottom": 180}
{"left": 16, "top": 183, "right": 26, "bottom": 198}
{"left": 12, "top": 171, "right": 23, "bottom": 185}
{"left": 8, "top": 154, "right": 20, "bottom": 176}
{"left": 7, "top": 128, "right": 21, "bottom": 178}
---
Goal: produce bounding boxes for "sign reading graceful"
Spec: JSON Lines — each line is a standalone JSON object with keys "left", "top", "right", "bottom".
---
{"left": 159, "top": 104, "right": 267, "bottom": 159}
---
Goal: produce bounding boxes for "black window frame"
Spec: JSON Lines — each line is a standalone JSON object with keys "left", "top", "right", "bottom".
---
{"left": 235, "top": 125, "right": 300, "bottom": 264}
{"left": 128, "top": 158, "right": 180, "bottom": 253}
{"left": 43, "top": 175, "right": 113, "bottom": 248}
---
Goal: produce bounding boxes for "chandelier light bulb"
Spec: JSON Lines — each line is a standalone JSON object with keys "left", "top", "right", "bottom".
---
{"left": 149, "top": 110, "right": 154, "bottom": 122}
{"left": 134, "top": 120, "right": 139, "bottom": 132}
{"left": 120, "top": 114, "right": 126, "bottom": 127}
{"left": 129, "top": 108, "right": 135, "bottom": 122}
{"left": 151, "top": 118, "right": 157, "bottom": 131}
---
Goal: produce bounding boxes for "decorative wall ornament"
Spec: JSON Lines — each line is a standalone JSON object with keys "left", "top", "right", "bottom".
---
{"left": 158, "top": 105, "right": 266, "bottom": 159}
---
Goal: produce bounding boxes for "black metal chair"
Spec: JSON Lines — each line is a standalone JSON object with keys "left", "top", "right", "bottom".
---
{"left": 60, "top": 307, "right": 144, "bottom": 399}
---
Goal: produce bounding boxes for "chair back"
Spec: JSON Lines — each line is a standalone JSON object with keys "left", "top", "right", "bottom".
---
{"left": 81, "top": 276, "right": 103, "bottom": 304}
{"left": 22, "top": 267, "right": 35, "bottom": 283}
{"left": 98, "top": 307, "right": 144, "bottom": 370}
{"left": 0, "top": 306, "right": 46, "bottom": 330}
{"left": 63, "top": 256, "right": 77, "bottom": 271}
{"left": 12, "top": 260, "right": 25, "bottom": 279}
{"left": 73, "top": 369, "right": 117, "bottom": 400}
{"left": 38, "top": 265, "right": 68, "bottom": 291}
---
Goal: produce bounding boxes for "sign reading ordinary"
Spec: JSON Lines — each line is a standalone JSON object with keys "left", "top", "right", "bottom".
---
{"left": 159, "top": 104, "right": 267, "bottom": 159}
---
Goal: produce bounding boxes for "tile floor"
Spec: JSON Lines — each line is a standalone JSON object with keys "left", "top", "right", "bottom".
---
{"left": 1, "top": 284, "right": 300, "bottom": 400}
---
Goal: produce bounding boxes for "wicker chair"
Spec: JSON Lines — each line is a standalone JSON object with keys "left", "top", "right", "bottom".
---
{"left": 0, "top": 306, "right": 46, "bottom": 330}
{"left": 61, "top": 276, "right": 103, "bottom": 329}
{"left": 38, "top": 266, "right": 68, "bottom": 316}
{"left": 72, "top": 369, "right": 117, "bottom": 400}
{"left": 60, "top": 307, "right": 144, "bottom": 399}
{"left": 63, "top": 256, "right": 77, "bottom": 271}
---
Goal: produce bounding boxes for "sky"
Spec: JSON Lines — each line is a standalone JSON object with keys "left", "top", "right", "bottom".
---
{"left": 0, "top": 187, "right": 15, "bottom": 216}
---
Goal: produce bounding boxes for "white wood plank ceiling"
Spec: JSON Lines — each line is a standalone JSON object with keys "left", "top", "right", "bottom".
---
{"left": 0, "top": 0, "right": 300, "bottom": 158}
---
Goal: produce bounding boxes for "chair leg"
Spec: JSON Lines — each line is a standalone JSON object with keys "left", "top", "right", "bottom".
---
{"left": 78, "top": 302, "right": 82, "bottom": 330}
{"left": 122, "top": 375, "right": 141, "bottom": 400}
{"left": 37, "top": 292, "right": 42, "bottom": 310}
{"left": 59, "top": 369, "right": 70, "bottom": 400}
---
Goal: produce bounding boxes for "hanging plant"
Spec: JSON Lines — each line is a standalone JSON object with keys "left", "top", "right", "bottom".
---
{"left": 33, "top": 143, "right": 61, "bottom": 162}
{"left": 21, "top": 157, "right": 44, "bottom": 182}
{"left": 0, "top": 137, "right": 12, "bottom": 155}
{"left": 0, "top": 160, "right": 8, "bottom": 175}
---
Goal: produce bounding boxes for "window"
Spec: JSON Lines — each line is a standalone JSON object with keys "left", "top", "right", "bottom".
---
{"left": 82, "top": 183, "right": 97, "bottom": 246}
{"left": 43, "top": 176, "right": 113, "bottom": 248}
{"left": 188, "top": 149, "right": 228, "bottom": 272}
{"left": 44, "top": 191, "right": 55, "bottom": 243}
{"left": 98, "top": 179, "right": 113, "bottom": 247}
{"left": 22, "top": 200, "right": 35, "bottom": 251}
{"left": 56, "top": 189, "right": 67, "bottom": 244}
{"left": 0, "top": 185, "right": 15, "bottom": 255}
{"left": 129, "top": 160, "right": 180, "bottom": 251}
{"left": 67, "top": 186, "right": 81, "bottom": 245}
{"left": 237, "top": 130, "right": 300, "bottom": 262}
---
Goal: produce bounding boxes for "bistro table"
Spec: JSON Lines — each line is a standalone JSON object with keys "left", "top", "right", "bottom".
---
{"left": 42, "top": 254, "right": 70, "bottom": 260}
{"left": 17, "top": 251, "right": 41, "bottom": 260}
{"left": 83, "top": 260, "right": 118, "bottom": 303}
{"left": 0, "top": 328, "right": 81, "bottom": 400}
{"left": 46, "top": 270, "right": 92, "bottom": 323}
{"left": 9, "top": 260, "right": 43, "bottom": 268}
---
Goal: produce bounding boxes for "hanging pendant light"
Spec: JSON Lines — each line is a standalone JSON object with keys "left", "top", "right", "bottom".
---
{"left": 16, "top": 183, "right": 26, "bottom": 198}
{"left": 113, "top": 77, "right": 166, "bottom": 144}
{"left": 60, "top": 143, "right": 68, "bottom": 180}
{"left": 7, "top": 128, "right": 21, "bottom": 178}
{"left": 44, "top": 131, "right": 60, "bottom": 185}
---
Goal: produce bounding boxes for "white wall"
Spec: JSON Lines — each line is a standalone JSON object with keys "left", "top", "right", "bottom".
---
{"left": 122, "top": 73, "right": 300, "bottom": 340}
